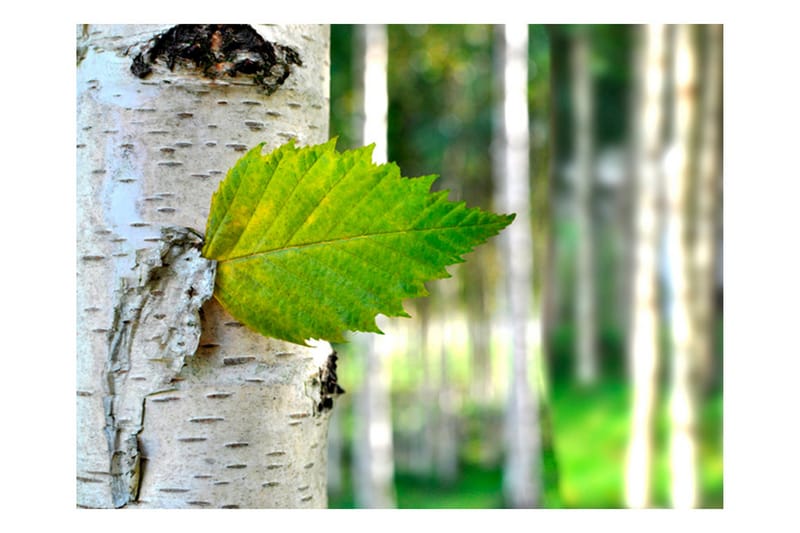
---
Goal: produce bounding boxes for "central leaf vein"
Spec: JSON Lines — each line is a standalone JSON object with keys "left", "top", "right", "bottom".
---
{"left": 219, "top": 222, "right": 500, "bottom": 264}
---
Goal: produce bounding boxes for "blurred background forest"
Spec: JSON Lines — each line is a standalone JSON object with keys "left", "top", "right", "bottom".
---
{"left": 325, "top": 24, "right": 722, "bottom": 509}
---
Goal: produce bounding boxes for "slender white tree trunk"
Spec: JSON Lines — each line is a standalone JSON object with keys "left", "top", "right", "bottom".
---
{"left": 571, "top": 27, "right": 598, "bottom": 386}
{"left": 624, "top": 23, "right": 667, "bottom": 509}
{"left": 494, "top": 23, "right": 542, "bottom": 508}
{"left": 465, "top": 251, "right": 493, "bottom": 405}
{"left": 464, "top": 250, "right": 495, "bottom": 466}
{"left": 435, "top": 278, "right": 460, "bottom": 485}
{"left": 326, "top": 401, "right": 344, "bottom": 495}
{"left": 410, "top": 300, "right": 435, "bottom": 475}
{"left": 76, "top": 24, "right": 335, "bottom": 508}
{"left": 664, "top": 24, "right": 701, "bottom": 509}
{"left": 352, "top": 323, "right": 397, "bottom": 508}
{"left": 692, "top": 25, "right": 722, "bottom": 393}
{"left": 351, "top": 23, "right": 397, "bottom": 508}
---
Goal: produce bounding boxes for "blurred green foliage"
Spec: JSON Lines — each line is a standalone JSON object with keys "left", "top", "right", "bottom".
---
{"left": 327, "top": 24, "right": 722, "bottom": 510}
{"left": 329, "top": 369, "right": 723, "bottom": 508}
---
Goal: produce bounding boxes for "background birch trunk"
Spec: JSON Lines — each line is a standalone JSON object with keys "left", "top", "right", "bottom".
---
{"left": 410, "top": 299, "right": 436, "bottom": 475}
{"left": 76, "top": 24, "right": 334, "bottom": 508}
{"left": 494, "top": 23, "right": 542, "bottom": 509}
{"left": 434, "top": 279, "right": 461, "bottom": 486}
{"left": 665, "top": 24, "right": 701, "bottom": 509}
{"left": 570, "top": 27, "right": 598, "bottom": 386}
{"left": 624, "top": 23, "right": 666, "bottom": 509}
{"left": 692, "top": 24, "right": 722, "bottom": 394}
{"left": 351, "top": 23, "right": 397, "bottom": 508}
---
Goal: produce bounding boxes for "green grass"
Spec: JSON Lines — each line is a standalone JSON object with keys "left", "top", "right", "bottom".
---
{"left": 328, "top": 460, "right": 504, "bottom": 509}
{"left": 549, "top": 378, "right": 723, "bottom": 508}
{"left": 395, "top": 465, "right": 504, "bottom": 508}
{"left": 549, "top": 380, "right": 630, "bottom": 507}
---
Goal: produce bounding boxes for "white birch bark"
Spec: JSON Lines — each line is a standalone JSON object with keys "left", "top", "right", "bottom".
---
{"left": 494, "top": 23, "right": 542, "bottom": 508}
{"left": 664, "top": 24, "right": 701, "bottom": 509}
{"left": 624, "top": 23, "right": 667, "bottom": 509}
{"left": 76, "top": 24, "right": 335, "bottom": 508}
{"left": 351, "top": 23, "right": 397, "bottom": 508}
{"left": 571, "top": 27, "right": 598, "bottom": 386}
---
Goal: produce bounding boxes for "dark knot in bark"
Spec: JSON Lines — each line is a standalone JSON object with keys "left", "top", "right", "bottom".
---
{"left": 131, "top": 24, "right": 302, "bottom": 95}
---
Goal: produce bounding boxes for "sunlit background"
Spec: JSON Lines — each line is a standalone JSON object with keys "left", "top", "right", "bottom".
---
{"left": 325, "top": 24, "right": 722, "bottom": 509}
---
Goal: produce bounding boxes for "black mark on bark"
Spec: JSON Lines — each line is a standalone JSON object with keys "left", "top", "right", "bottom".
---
{"left": 131, "top": 24, "right": 302, "bottom": 95}
{"left": 317, "top": 350, "right": 345, "bottom": 413}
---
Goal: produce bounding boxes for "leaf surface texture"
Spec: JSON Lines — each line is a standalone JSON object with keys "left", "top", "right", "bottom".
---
{"left": 203, "top": 140, "right": 514, "bottom": 345}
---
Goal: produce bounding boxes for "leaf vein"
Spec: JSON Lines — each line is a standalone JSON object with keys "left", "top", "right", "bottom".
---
{"left": 228, "top": 146, "right": 323, "bottom": 257}
{"left": 281, "top": 156, "right": 359, "bottom": 248}
{"left": 220, "top": 222, "right": 501, "bottom": 264}
{"left": 243, "top": 256, "right": 349, "bottom": 337}
{"left": 322, "top": 165, "right": 394, "bottom": 237}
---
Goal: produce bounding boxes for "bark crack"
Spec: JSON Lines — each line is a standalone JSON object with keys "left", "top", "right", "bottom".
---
{"left": 103, "top": 226, "right": 216, "bottom": 507}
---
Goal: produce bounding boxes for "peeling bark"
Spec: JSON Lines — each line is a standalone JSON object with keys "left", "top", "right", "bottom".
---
{"left": 103, "top": 226, "right": 215, "bottom": 506}
{"left": 76, "top": 24, "right": 332, "bottom": 508}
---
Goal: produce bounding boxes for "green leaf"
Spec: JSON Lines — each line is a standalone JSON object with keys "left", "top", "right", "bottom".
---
{"left": 202, "top": 139, "right": 514, "bottom": 345}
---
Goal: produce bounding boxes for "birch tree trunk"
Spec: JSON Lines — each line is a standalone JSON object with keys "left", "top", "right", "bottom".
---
{"left": 692, "top": 25, "right": 722, "bottom": 393}
{"left": 326, "top": 400, "right": 344, "bottom": 495}
{"left": 351, "top": 23, "right": 397, "bottom": 508}
{"left": 465, "top": 250, "right": 493, "bottom": 404}
{"left": 435, "top": 278, "right": 460, "bottom": 485}
{"left": 494, "top": 23, "right": 542, "bottom": 509}
{"left": 624, "top": 23, "right": 667, "bottom": 509}
{"left": 570, "top": 27, "right": 598, "bottom": 386}
{"left": 352, "top": 324, "right": 397, "bottom": 508}
{"left": 664, "top": 24, "right": 701, "bottom": 509}
{"left": 76, "top": 24, "right": 335, "bottom": 508}
{"left": 464, "top": 249, "right": 495, "bottom": 466}
{"left": 409, "top": 299, "right": 435, "bottom": 475}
